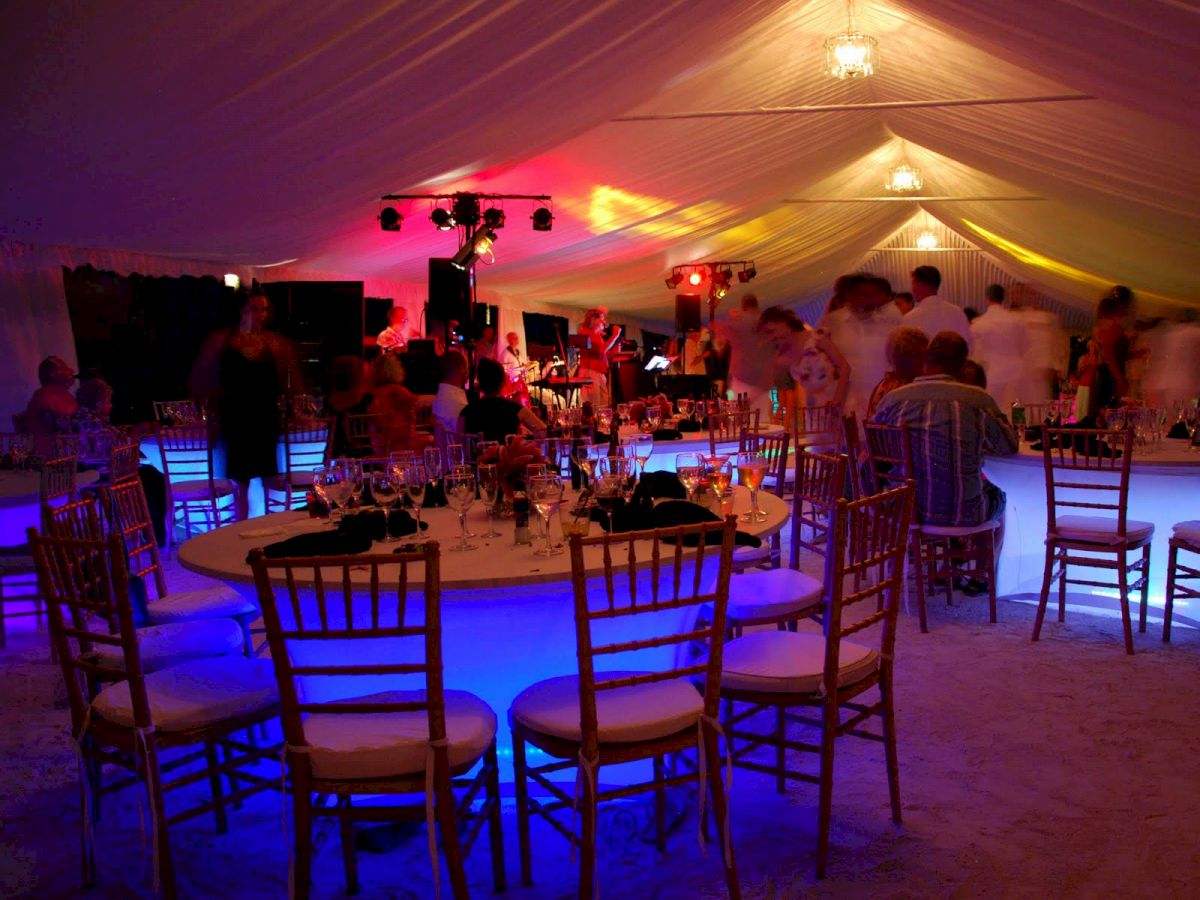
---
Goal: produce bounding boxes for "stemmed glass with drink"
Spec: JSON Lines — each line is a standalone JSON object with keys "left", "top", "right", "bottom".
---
{"left": 314, "top": 466, "right": 352, "bottom": 524}
{"left": 405, "top": 462, "right": 429, "bottom": 540}
{"left": 596, "top": 407, "right": 614, "bottom": 436}
{"left": 477, "top": 463, "right": 502, "bottom": 538}
{"left": 445, "top": 470, "right": 478, "bottom": 551}
{"left": 529, "top": 474, "right": 565, "bottom": 556}
{"left": 675, "top": 452, "right": 704, "bottom": 503}
{"left": 646, "top": 405, "right": 662, "bottom": 431}
{"left": 737, "top": 451, "right": 769, "bottom": 522}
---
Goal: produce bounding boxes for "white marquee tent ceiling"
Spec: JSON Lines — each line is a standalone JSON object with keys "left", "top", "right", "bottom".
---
{"left": 3, "top": 0, "right": 1198, "bottom": 320}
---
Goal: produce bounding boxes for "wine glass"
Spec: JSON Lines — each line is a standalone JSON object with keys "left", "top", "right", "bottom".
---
{"left": 628, "top": 433, "right": 655, "bottom": 476}
{"left": 445, "top": 471, "right": 478, "bottom": 551}
{"left": 529, "top": 474, "right": 565, "bottom": 556}
{"left": 310, "top": 466, "right": 334, "bottom": 525}
{"left": 646, "top": 405, "right": 662, "bottom": 431}
{"left": 675, "top": 452, "right": 704, "bottom": 503}
{"left": 616, "top": 403, "right": 631, "bottom": 427}
{"left": 447, "top": 443, "right": 468, "bottom": 470}
{"left": 678, "top": 398, "right": 694, "bottom": 420}
{"left": 477, "top": 463, "right": 502, "bottom": 538}
{"left": 423, "top": 446, "right": 444, "bottom": 483}
{"left": 737, "top": 451, "right": 769, "bottom": 522}
{"left": 593, "top": 473, "right": 624, "bottom": 534}
{"left": 572, "top": 440, "right": 596, "bottom": 488}
{"left": 596, "top": 407, "right": 614, "bottom": 436}
{"left": 1186, "top": 405, "right": 1200, "bottom": 452}
{"left": 337, "top": 458, "right": 364, "bottom": 509}
{"left": 405, "top": 462, "right": 429, "bottom": 541}
{"left": 316, "top": 466, "right": 351, "bottom": 524}
{"left": 371, "top": 470, "right": 402, "bottom": 542}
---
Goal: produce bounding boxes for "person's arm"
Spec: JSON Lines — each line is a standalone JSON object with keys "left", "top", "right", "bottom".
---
{"left": 603, "top": 325, "right": 623, "bottom": 354}
{"left": 813, "top": 331, "right": 851, "bottom": 408}
{"left": 188, "top": 328, "right": 226, "bottom": 399}
{"left": 980, "top": 400, "right": 1019, "bottom": 456}
{"left": 518, "top": 406, "right": 546, "bottom": 434}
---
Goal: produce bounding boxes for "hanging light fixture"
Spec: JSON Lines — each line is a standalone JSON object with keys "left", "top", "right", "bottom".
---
{"left": 825, "top": 0, "right": 877, "bottom": 79}
{"left": 916, "top": 230, "right": 939, "bottom": 250}
{"left": 885, "top": 162, "right": 923, "bottom": 193}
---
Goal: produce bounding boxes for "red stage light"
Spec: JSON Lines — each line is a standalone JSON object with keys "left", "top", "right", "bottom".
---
{"left": 688, "top": 271, "right": 703, "bottom": 286}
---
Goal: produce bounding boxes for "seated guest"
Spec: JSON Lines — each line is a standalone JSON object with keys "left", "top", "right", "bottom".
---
{"left": 25, "top": 355, "right": 78, "bottom": 434}
{"left": 432, "top": 350, "right": 469, "bottom": 436}
{"left": 327, "top": 355, "right": 371, "bottom": 457}
{"left": 367, "top": 354, "right": 431, "bottom": 454}
{"left": 866, "top": 327, "right": 929, "bottom": 419}
{"left": 461, "top": 357, "right": 545, "bottom": 442}
{"left": 872, "top": 331, "right": 1017, "bottom": 528}
{"left": 958, "top": 359, "right": 988, "bottom": 389}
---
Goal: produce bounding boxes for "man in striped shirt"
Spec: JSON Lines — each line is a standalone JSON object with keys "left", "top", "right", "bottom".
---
{"left": 872, "top": 332, "right": 1018, "bottom": 528}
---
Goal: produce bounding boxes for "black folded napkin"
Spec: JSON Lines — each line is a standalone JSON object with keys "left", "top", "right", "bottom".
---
{"left": 1029, "top": 426, "right": 1122, "bottom": 457}
{"left": 1168, "top": 421, "right": 1189, "bottom": 440}
{"left": 652, "top": 428, "right": 682, "bottom": 441}
{"left": 253, "top": 530, "right": 375, "bottom": 561}
{"left": 633, "top": 471, "right": 687, "bottom": 503}
{"left": 589, "top": 491, "right": 761, "bottom": 547}
{"left": 676, "top": 419, "right": 702, "bottom": 433}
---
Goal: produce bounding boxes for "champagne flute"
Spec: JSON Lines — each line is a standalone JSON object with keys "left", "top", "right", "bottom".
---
{"left": 371, "top": 470, "right": 402, "bottom": 542}
{"left": 530, "top": 474, "right": 565, "bottom": 556}
{"left": 423, "top": 446, "right": 444, "bottom": 482}
{"left": 405, "top": 462, "right": 428, "bottom": 540}
{"left": 675, "top": 452, "right": 704, "bottom": 503}
{"left": 447, "top": 443, "right": 468, "bottom": 470}
{"left": 445, "top": 471, "right": 478, "bottom": 551}
{"left": 737, "top": 451, "right": 769, "bottom": 522}
{"left": 477, "top": 463, "right": 502, "bottom": 538}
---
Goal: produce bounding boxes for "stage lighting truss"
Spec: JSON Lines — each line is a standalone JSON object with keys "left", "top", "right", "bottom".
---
{"left": 665, "top": 260, "right": 756, "bottom": 301}
{"left": 450, "top": 228, "right": 498, "bottom": 270}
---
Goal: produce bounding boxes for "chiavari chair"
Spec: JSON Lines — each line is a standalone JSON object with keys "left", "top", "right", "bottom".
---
{"left": 156, "top": 424, "right": 237, "bottom": 545}
{"left": 1163, "top": 520, "right": 1200, "bottom": 642}
{"left": 264, "top": 417, "right": 333, "bottom": 512}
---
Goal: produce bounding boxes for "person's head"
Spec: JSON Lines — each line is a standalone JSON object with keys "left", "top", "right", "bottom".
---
{"left": 985, "top": 283, "right": 1005, "bottom": 305}
{"left": 387, "top": 306, "right": 408, "bottom": 328}
{"left": 371, "top": 353, "right": 406, "bottom": 388}
{"left": 37, "top": 355, "right": 75, "bottom": 388}
{"left": 757, "top": 305, "right": 806, "bottom": 352}
{"left": 910, "top": 265, "right": 941, "bottom": 302}
{"left": 958, "top": 359, "right": 987, "bottom": 389}
{"left": 480, "top": 325, "right": 496, "bottom": 344}
{"left": 582, "top": 307, "right": 608, "bottom": 330}
{"left": 893, "top": 292, "right": 914, "bottom": 315}
{"left": 741, "top": 293, "right": 759, "bottom": 313}
{"left": 964, "top": 308, "right": 980, "bottom": 323}
{"left": 925, "top": 331, "right": 970, "bottom": 376}
{"left": 505, "top": 331, "right": 520, "bottom": 348}
{"left": 1098, "top": 285, "right": 1134, "bottom": 320}
{"left": 239, "top": 289, "right": 271, "bottom": 332}
{"left": 475, "top": 357, "right": 506, "bottom": 396}
{"left": 886, "top": 327, "right": 929, "bottom": 381}
{"left": 76, "top": 377, "right": 113, "bottom": 418}
{"left": 440, "top": 350, "right": 469, "bottom": 387}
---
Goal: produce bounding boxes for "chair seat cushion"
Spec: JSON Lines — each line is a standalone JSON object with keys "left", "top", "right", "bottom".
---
{"left": 90, "top": 619, "right": 244, "bottom": 673}
{"left": 171, "top": 478, "right": 237, "bottom": 500}
{"left": 92, "top": 658, "right": 278, "bottom": 731}
{"left": 0, "top": 543, "right": 34, "bottom": 569}
{"left": 147, "top": 586, "right": 257, "bottom": 625}
{"left": 727, "top": 568, "right": 823, "bottom": 622}
{"left": 1173, "top": 520, "right": 1200, "bottom": 546}
{"left": 732, "top": 543, "right": 771, "bottom": 566}
{"left": 722, "top": 630, "right": 878, "bottom": 694}
{"left": 919, "top": 520, "right": 1000, "bottom": 537}
{"left": 1052, "top": 515, "right": 1154, "bottom": 545}
{"left": 302, "top": 690, "right": 496, "bottom": 780}
{"left": 510, "top": 672, "right": 703, "bottom": 744}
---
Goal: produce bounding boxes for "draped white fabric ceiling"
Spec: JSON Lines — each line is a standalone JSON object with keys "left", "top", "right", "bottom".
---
{"left": 3, "top": 0, "right": 1198, "bottom": 320}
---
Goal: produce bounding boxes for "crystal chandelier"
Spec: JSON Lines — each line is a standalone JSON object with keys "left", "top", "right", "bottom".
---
{"left": 825, "top": 1, "right": 877, "bottom": 79}
{"left": 916, "top": 230, "right": 939, "bottom": 250}
{"left": 885, "top": 162, "right": 923, "bottom": 193}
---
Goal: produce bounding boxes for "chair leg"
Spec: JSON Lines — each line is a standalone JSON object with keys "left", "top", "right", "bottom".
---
{"left": 703, "top": 719, "right": 741, "bottom": 900}
{"left": 1138, "top": 544, "right": 1151, "bottom": 633}
{"left": 1117, "top": 551, "right": 1134, "bottom": 655}
{"left": 578, "top": 759, "right": 599, "bottom": 900}
{"left": 512, "top": 731, "right": 534, "bottom": 886}
{"left": 1032, "top": 544, "right": 1056, "bottom": 642}
{"left": 292, "top": 783, "right": 313, "bottom": 900}
{"left": 485, "top": 742, "right": 506, "bottom": 893}
{"left": 338, "top": 795, "right": 359, "bottom": 895}
{"left": 1057, "top": 548, "right": 1068, "bottom": 623}
{"left": 144, "top": 745, "right": 177, "bottom": 900}
{"left": 986, "top": 532, "right": 998, "bottom": 624}
{"left": 434, "top": 755, "right": 469, "bottom": 900}
{"left": 912, "top": 532, "right": 929, "bottom": 633}
{"left": 78, "top": 746, "right": 98, "bottom": 887}
{"left": 775, "top": 706, "right": 786, "bottom": 794}
{"left": 1163, "top": 542, "right": 1178, "bottom": 643}
{"left": 881, "top": 676, "right": 902, "bottom": 825}
{"left": 202, "top": 742, "right": 228, "bottom": 835}
{"left": 653, "top": 755, "right": 667, "bottom": 852}
{"left": 815, "top": 703, "right": 837, "bottom": 880}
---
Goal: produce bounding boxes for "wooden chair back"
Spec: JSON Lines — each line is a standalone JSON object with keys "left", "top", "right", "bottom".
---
{"left": 346, "top": 412, "right": 384, "bottom": 456}
{"left": 568, "top": 519, "right": 736, "bottom": 764}
{"left": 862, "top": 422, "right": 914, "bottom": 495}
{"left": 40, "top": 455, "right": 79, "bottom": 529}
{"left": 791, "top": 451, "right": 848, "bottom": 561}
{"left": 820, "top": 483, "right": 915, "bottom": 690}
{"left": 153, "top": 399, "right": 203, "bottom": 425}
{"left": 42, "top": 494, "right": 107, "bottom": 542}
{"left": 157, "top": 424, "right": 217, "bottom": 487}
{"left": 248, "top": 544, "right": 446, "bottom": 774}
{"left": 30, "top": 530, "right": 151, "bottom": 737}
{"left": 104, "top": 478, "right": 171, "bottom": 601}
{"left": 841, "top": 413, "right": 868, "bottom": 499}
{"left": 108, "top": 441, "right": 141, "bottom": 484}
{"left": 740, "top": 428, "right": 791, "bottom": 498}
{"left": 707, "top": 410, "right": 759, "bottom": 455}
{"left": 1041, "top": 427, "right": 1135, "bottom": 537}
{"left": 0, "top": 432, "right": 33, "bottom": 456}
{"left": 796, "top": 402, "right": 841, "bottom": 442}
{"left": 281, "top": 418, "right": 333, "bottom": 475}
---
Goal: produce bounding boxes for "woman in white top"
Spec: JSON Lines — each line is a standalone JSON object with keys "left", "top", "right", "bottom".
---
{"left": 757, "top": 306, "right": 849, "bottom": 409}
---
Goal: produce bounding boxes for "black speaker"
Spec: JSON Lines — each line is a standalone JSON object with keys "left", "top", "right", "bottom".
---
{"left": 675, "top": 294, "right": 702, "bottom": 333}
{"left": 428, "top": 258, "right": 470, "bottom": 324}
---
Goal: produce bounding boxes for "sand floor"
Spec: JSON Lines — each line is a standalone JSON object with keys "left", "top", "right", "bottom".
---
{"left": 1, "top": 556, "right": 1198, "bottom": 899}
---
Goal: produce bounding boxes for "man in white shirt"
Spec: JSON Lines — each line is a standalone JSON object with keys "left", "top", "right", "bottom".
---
{"left": 376, "top": 306, "right": 416, "bottom": 353}
{"left": 970, "top": 284, "right": 1027, "bottom": 413}
{"left": 823, "top": 274, "right": 903, "bottom": 420}
{"left": 498, "top": 331, "right": 524, "bottom": 379}
{"left": 904, "top": 266, "right": 973, "bottom": 351}
{"left": 431, "top": 350, "right": 469, "bottom": 440}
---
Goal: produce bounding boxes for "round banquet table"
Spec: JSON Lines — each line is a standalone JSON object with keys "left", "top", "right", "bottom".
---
{"left": 178, "top": 487, "right": 788, "bottom": 780}
{"left": 0, "top": 469, "right": 100, "bottom": 543}
{"left": 985, "top": 438, "right": 1200, "bottom": 604}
